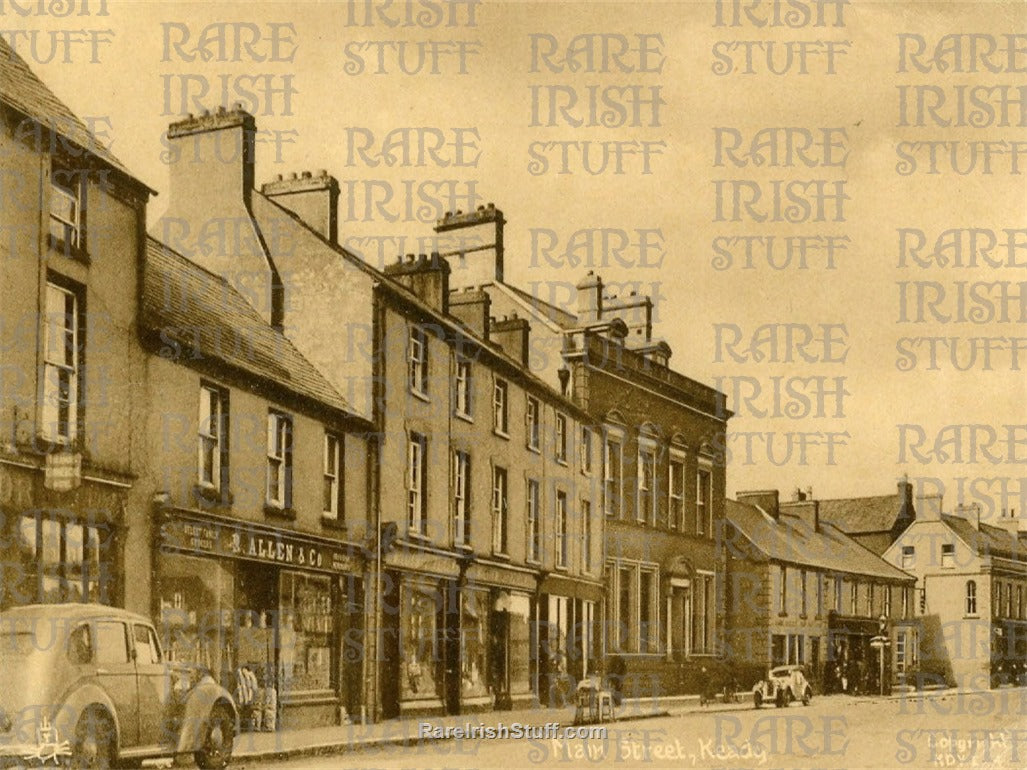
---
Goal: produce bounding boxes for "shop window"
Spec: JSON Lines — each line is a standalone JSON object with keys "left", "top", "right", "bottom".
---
{"left": 401, "top": 582, "right": 438, "bottom": 700}
{"left": 408, "top": 326, "right": 428, "bottom": 397}
{"left": 965, "top": 580, "right": 977, "bottom": 616}
{"left": 454, "top": 358, "right": 472, "bottom": 419}
{"left": 461, "top": 589, "right": 489, "bottom": 698}
{"left": 198, "top": 384, "right": 229, "bottom": 492}
{"left": 492, "top": 466, "right": 508, "bottom": 554}
{"left": 323, "top": 433, "right": 343, "bottom": 520}
{"left": 555, "top": 413, "right": 568, "bottom": 463}
{"left": 279, "top": 571, "right": 333, "bottom": 694}
{"left": 49, "top": 163, "right": 83, "bottom": 255}
{"left": 526, "top": 397, "right": 540, "bottom": 451}
{"left": 266, "top": 411, "right": 293, "bottom": 510}
{"left": 452, "top": 450, "right": 471, "bottom": 547}
{"left": 42, "top": 280, "right": 82, "bottom": 444}
{"left": 604, "top": 437, "right": 622, "bottom": 518}
{"left": 895, "top": 631, "right": 906, "bottom": 673}
{"left": 668, "top": 456, "right": 685, "bottom": 530}
{"left": 406, "top": 433, "right": 427, "bottom": 536}
{"left": 696, "top": 466, "right": 712, "bottom": 536}
{"left": 555, "top": 491, "right": 568, "bottom": 568}
{"left": 15, "top": 513, "right": 112, "bottom": 605}
{"left": 493, "top": 379, "right": 509, "bottom": 435}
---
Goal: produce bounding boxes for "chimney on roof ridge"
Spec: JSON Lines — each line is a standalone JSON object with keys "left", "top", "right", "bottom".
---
{"left": 490, "top": 314, "right": 530, "bottom": 367}
{"left": 261, "top": 169, "right": 340, "bottom": 244}
{"left": 737, "top": 490, "right": 780, "bottom": 520}
{"left": 434, "top": 203, "right": 504, "bottom": 290}
{"left": 384, "top": 249, "right": 451, "bottom": 314}
{"left": 916, "top": 493, "right": 943, "bottom": 522}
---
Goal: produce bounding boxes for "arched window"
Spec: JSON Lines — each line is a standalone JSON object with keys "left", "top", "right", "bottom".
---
{"left": 965, "top": 580, "right": 977, "bottom": 616}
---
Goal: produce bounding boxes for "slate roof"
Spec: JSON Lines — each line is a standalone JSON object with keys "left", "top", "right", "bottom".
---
{"left": 142, "top": 236, "right": 355, "bottom": 417}
{"left": 818, "top": 494, "right": 905, "bottom": 535}
{"left": 726, "top": 498, "right": 914, "bottom": 582}
{"left": 0, "top": 37, "right": 142, "bottom": 184}
{"left": 941, "top": 514, "right": 1025, "bottom": 561}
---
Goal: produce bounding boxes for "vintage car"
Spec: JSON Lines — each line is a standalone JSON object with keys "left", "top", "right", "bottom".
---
{"left": 0, "top": 604, "right": 237, "bottom": 769}
{"left": 752, "top": 664, "right": 813, "bottom": 708}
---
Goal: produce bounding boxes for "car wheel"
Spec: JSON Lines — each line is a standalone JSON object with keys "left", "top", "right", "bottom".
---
{"left": 785, "top": 688, "right": 794, "bottom": 706}
{"left": 70, "top": 709, "right": 115, "bottom": 770}
{"left": 775, "top": 690, "right": 784, "bottom": 708}
{"left": 753, "top": 691, "right": 762, "bottom": 709}
{"left": 194, "top": 703, "right": 235, "bottom": 770}
{"left": 802, "top": 688, "right": 812, "bottom": 706}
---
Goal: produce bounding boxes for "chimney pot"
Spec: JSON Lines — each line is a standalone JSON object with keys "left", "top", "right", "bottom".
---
{"left": 301, "top": 170, "right": 312, "bottom": 179}
{"left": 477, "top": 205, "right": 485, "bottom": 211}
{"left": 317, "top": 169, "right": 327, "bottom": 177}
{"left": 288, "top": 172, "right": 297, "bottom": 180}
{"left": 202, "top": 109, "right": 211, "bottom": 117}
{"left": 406, "top": 253, "right": 415, "bottom": 263}
{"left": 233, "top": 102, "right": 244, "bottom": 111}
{"left": 487, "top": 202, "right": 495, "bottom": 208}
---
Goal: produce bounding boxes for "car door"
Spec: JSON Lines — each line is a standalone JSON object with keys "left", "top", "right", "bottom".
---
{"left": 132, "top": 623, "right": 172, "bottom": 748}
{"left": 93, "top": 620, "right": 139, "bottom": 748}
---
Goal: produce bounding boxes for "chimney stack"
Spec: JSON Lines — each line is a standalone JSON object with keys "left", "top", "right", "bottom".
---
{"left": 916, "top": 493, "right": 944, "bottom": 521}
{"left": 576, "top": 271, "right": 603, "bottom": 323}
{"left": 737, "top": 490, "right": 780, "bottom": 520}
{"left": 434, "top": 204, "right": 504, "bottom": 290}
{"left": 898, "top": 474, "right": 915, "bottom": 518}
{"left": 261, "top": 169, "right": 339, "bottom": 243}
{"left": 782, "top": 497, "right": 820, "bottom": 533}
{"left": 165, "top": 105, "right": 256, "bottom": 210}
{"left": 449, "top": 286, "right": 491, "bottom": 340}
{"left": 490, "top": 312, "right": 530, "bottom": 367}
{"left": 384, "top": 252, "right": 451, "bottom": 314}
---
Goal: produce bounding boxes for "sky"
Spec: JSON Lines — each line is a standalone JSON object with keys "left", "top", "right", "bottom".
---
{"left": 6, "top": 0, "right": 1025, "bottom": 511}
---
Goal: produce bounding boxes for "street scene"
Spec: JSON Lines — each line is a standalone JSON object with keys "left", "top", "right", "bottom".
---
{"left": 0, "top": 1, "right": 1025, "bottom": 769}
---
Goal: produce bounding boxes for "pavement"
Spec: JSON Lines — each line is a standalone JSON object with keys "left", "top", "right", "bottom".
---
{"left": 228, "top": 685, "right": 1023, "bottom": 765}
{"left": 231, "top": 698, "right": 670, "bottom": 764}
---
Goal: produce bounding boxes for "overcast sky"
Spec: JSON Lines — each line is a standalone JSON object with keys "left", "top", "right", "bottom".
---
{"left": 9, "top": 0, "right": 1025, "bottom": 510}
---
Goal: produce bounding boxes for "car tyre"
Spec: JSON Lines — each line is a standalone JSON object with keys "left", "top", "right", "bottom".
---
{"left": 775, "top": 690, "right": 784, "bottom": 708}
{"left": 70, "top": 708, "right": 115, "bottom": 770}
{"left": 194, "top": 703, "right": 235, "bottom": 770}
{"left": 785, "top": 688, "right": 794, "bottom": 706}
{"left": 753, "top": 691, "right": 762, "bottom": 709}
{"left": 802, "top": 688, "right": 812, "bottom": 706}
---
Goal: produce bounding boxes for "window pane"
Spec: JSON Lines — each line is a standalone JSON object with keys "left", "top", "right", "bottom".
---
{"left": 95, "top": 622, "right": 129, "bottom": 665}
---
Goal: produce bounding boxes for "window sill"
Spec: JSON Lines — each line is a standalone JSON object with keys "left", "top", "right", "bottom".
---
{"left": 454, "top": 542, "right": 473, "bottom": 552}
{"left": 526, "top": 444, "right": 540, "bottom": 454}
{"left": 454, "top": 411, "right": 474, "bottom": 424}
{"left": 320, "top": 514, "right": 346, "bottom": 530}
{"left": 491, "top": 551, "right": 511, "bottom": 561}
{"left": 409, "top": 389, "right": 430, "bottom": 404}
{"left": 194, "top": 484, "right": 233, "bottom": 509}
{"left": 264, "top": 503, "right": 296, "bottom": 520}
{"left": 407, "top": 530, "right": 431, "bottom": 543}
{"left": 494, "top": 429, "right": 510, "bottom": 440}
{"left": 555, "top": 458, "right": 568, "bottom": 467}
{"left": 777, "top": 612, "right": 788, "bottom": 618}
{"left": 554, "top": 564, "right": 568, "bottom": 572}
{"left": 47, "top": 233, "right": 90, "bottom": 263}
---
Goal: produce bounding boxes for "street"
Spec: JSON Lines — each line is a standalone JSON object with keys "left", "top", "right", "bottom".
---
{"left": 237, "top": 689, "right": 1027, "bottom": 769}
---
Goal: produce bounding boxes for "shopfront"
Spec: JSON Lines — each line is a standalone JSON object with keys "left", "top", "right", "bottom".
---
{"left": 156, "top": 509, "right": 365, "bottom": 727}
{"left": 380, "top": 562, "right": 535, "bottom": 718}
{"left": 0, "top": 460, "right": 125, "bottom": 610}
{"left": 537, "top": 574, "right": 603, "bottom": 706}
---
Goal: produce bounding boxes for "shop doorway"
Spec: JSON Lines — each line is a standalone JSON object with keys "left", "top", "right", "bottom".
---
{"left": 439, "top": 579, "right": 461, "bottom": 715}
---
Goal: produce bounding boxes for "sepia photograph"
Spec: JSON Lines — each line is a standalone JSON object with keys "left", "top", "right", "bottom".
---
{"left": 0, "top": 0, "right": 1024, "bottom": 767}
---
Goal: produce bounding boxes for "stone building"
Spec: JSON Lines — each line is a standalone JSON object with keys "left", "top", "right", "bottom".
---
{"left": 725, "top": 490, "right": 918, "bottom": 694}
{"left": 882, "top": 496, "right": 1027, "bottom": 689}
{"left": 431, "top": 208, "right": 732, "bottom": 698}
{"left": 0, "top": 37, "right": 153, "bottom": 614}
{"left": 151, "top": 109, "right": 603, "bottom": 718}
{"left": 140, "top": 236, "right": 376, "bottom": 727}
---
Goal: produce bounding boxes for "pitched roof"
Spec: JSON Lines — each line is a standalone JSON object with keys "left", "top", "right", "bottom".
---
{"left": 941, "top": 515, "right": 1026, "bottom": 561}
{"left": 818, "top": 494, "right": 905, "bottom": 535}
{"left": 726, "top": 498, "right": 914, "bottom": 582}
{"left": 0, "top": 36, "right": 144, "bottom": 185}
{"left": 142, "top": 236, "right": 355, "bottom": 417}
